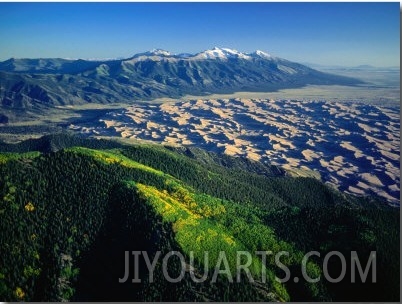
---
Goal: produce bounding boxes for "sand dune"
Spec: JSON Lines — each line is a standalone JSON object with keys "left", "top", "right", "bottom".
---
{"left": 69, "top": 97, "right": 400, "bottom": 205}
{"left": 340, "top": 141, "right": 365, "bottom": 159}
{"left": 348, "top": 186, "right": 366, "bottom": 195}
{"left": 301, "top": 149, "right": 321, "bottom": 162}
{"left": 360, "top": 173, "right": 384, "bottom": 187}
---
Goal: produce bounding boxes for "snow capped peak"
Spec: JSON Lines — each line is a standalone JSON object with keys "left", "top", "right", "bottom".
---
{"left": 132, "top": 49, "right": 172, "bottom": 59}
{"left": 147, "top": 49, "right": 171, "bottom": 56}
{"left": 249, "top": 50, "right": 272, "bottom": 59}
{"left": 127, "top": 49, "right": 175, "bottom": 63}
{"left": 194, "top": 47, "right": 252, "bottom": 60}
{"left": 128, "top": 48, "right": 273, "bottom": 62}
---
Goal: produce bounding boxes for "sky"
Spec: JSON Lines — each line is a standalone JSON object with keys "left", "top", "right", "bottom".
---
{"left": 0, "top": 2, "right": 399, "bottom": 67}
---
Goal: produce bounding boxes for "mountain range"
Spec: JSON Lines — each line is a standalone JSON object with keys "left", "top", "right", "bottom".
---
{"left": 0, "top": 47, "right": 362, "bottom": 111}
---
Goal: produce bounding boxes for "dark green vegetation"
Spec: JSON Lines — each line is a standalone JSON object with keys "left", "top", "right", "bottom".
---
{"left": 0, "top": 134, "right": 399, "bottom": 301}
{"left": 0, "top": 50, "right": 362, "bottom": 122}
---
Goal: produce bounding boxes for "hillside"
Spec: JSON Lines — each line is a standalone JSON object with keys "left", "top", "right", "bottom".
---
{"left": 0, "top": 134, "right": 399, "bottom": 301}
{"left": 0, "top": 48, "right": 362, "bottom": 113}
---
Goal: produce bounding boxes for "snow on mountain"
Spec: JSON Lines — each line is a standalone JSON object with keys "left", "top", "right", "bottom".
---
{"left": 193, "top": 47, "right": 252, "bottom": 60}
{"left": 249, "top": 50, "right": 272, "bottom": 59}
{"left": 147, "top": 49, "right": 171, "bottom": 56}
{"left": 131, "top": 49, "right": 170, "bottom": 58}
{"left": 125, "top": 47, "right": 275, "bottom": 62}
{"left": 126, "top": 49, "right": 177, "bottom": 63}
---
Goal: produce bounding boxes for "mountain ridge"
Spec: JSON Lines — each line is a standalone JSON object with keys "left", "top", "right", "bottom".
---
{"left": 0, "top": 48, "right": 363, "bottom": 114}
{"left": 0, "top": 133, "right": 399, "bottom": 301}
{"left": 0, "top": 47, "right": 278, "bottom": 64}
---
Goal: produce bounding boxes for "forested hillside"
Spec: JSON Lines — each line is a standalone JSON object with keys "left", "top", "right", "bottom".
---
{"left": 0, "top": 135, "right": 399, "bottom": 301}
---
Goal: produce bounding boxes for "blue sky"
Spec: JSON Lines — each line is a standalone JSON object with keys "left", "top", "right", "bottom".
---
{"left": 0, "top": 2, "right": 399, "bottom": 67}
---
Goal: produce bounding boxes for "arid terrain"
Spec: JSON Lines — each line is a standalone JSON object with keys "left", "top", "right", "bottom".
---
{"left": 68, "top": 96, "right": 400, "bottom": 205}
